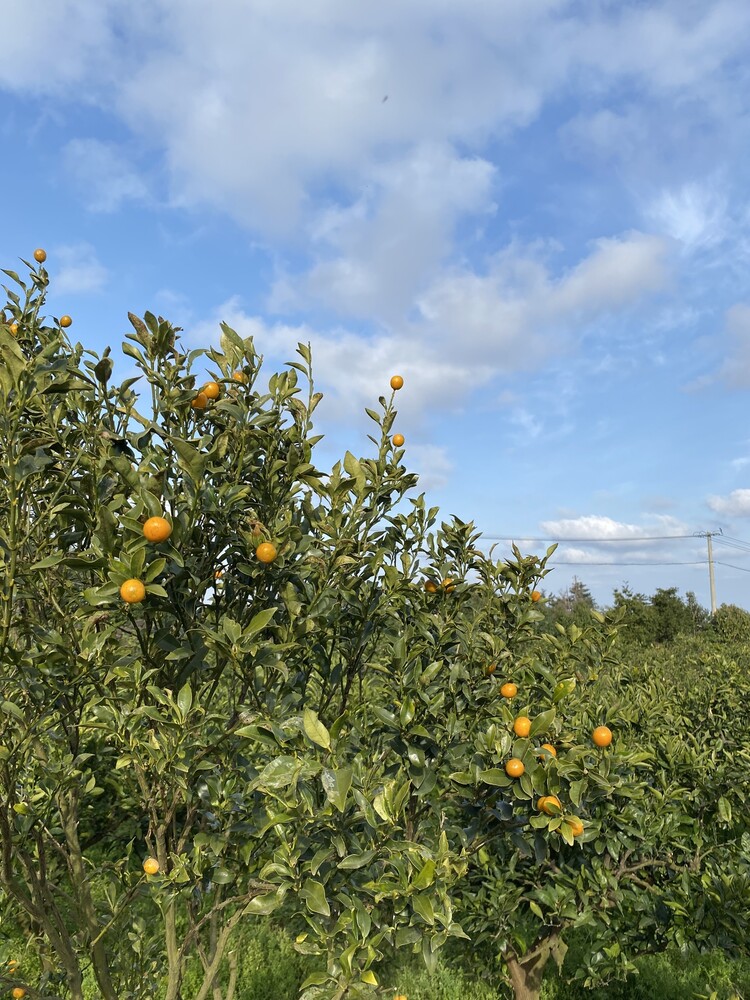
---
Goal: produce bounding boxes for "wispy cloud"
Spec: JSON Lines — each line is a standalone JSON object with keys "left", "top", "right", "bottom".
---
{"left": 707, "top": 489, "right": 750, "bottom": 517}
{"left": 54, "top": 243, "right": 108, "bottom": 294}
{"left": 63, "top": 139, "right": 150, "bottom": 213}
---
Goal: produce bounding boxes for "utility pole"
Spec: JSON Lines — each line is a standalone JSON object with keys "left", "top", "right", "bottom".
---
{"left": 695, "top": 530, "right": 722, "bottom": 614}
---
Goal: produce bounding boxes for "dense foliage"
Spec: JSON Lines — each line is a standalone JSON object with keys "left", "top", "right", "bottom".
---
{"left": 1, "top": 255, "right": 749, "bottom": 1000}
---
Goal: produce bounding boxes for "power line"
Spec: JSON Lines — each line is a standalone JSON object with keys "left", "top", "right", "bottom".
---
{"left": 483, "top": 533, "right": 696, "bottom": 543}
{"left": 716, "top": 560, "right": 750, "bottom": 574}
{"left": 722, "top": 534, "right": 750, "bottom": 548}
{"left": 715, "top": 536, "right": 750, "bottom": 553}
{"left": 553, "top": 560, "right": 705, "bottom": 567}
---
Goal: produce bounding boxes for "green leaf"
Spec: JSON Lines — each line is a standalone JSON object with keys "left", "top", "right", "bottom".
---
{"left": 338, "top": 850, "right": 377, "bottom": 870}
{"left": 301, "top": 879, "right": 330, "bottom": 917}
{"left": 343, "top": 451, "right": 361, "bottom": 478}
{"left": 177, "top": 683, "right": 193, "bottom": 719}
{"left": 479, "top": 768, "right": 511, "bottom": 787}
{"left": 718, "top": 796, "right": 732, "bottom": 824}
{"left": 0, "top": 327, "right": 26, "bottom": 391}
{"left": 412, "top": 893, "right": 435, "bottom": 925}
{"left": 246, "top": 607, "right": 277, "bottom": 636}
{"left": 303, "top": 708, "right": 331, "bottom": 750}
{"left": 321, "top": 766, "right": 353, "bottom": 812}
{"left": 529, "top": 708, "right": 556, "bottom": 737}
{"left": 553, "top": 677, "right": 577, "bottom": 703}
{"left": 211, "top": 866, "right": 234, "bottom": 885}
{"left": 256, "top": 756, "right": 299, "bottom": 790}
{"left": 412, "top": 860, "right": 436, "bottom": 890}
{"left": 244, "top": 890, "right": 284, "bottom": 915}
{"left": 168, "top": 436, "right": 207, "bottom": 484}
{"left": 29, "top": 553, "right": 65, "bottom": 570}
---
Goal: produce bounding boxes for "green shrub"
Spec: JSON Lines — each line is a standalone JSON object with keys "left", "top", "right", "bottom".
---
{"left": 712, "top": 604, "right": 750, "bottom": 644}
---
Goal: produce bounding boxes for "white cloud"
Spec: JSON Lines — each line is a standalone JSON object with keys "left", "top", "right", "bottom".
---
{"left": 185, "top": 299, "right": 479, "bottom": 429}
{"left": 188, "top": 227, "right": 669, "bottom": 433}
{"left": 415, "top": 231, "right": 670, "bottom": 368}
{"left": 407, "top": 444, "right": 453, "bottom": 492}
{"left": 54, "top": 243, "right": 108, "bottom": 294}
{"left": 707, "top": 489, "right": 750, "bottom": 517}
{"left": 4, "top": 0, "right": 749, "bottom": 235}
{"left": 541, "top": 513, "right": 691, "bottom": 540}
{"left": 63, "top": 139, "right": 150, "bottom": 213}
{"left": 290, "top": 143, "right": 496, "bottom": 321}
{"left": 646, "top": 181, "right": 729, "bottom": 251}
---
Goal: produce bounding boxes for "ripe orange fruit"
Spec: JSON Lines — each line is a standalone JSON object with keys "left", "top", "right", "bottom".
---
{"left": 12, "top": 988, "right": 26, "bottom": 999}
{"left": 7, "top": 961, "right": 18, "bottom": 972}
{"left": 232, "top": 370, "right": 248, "bottom": 383}
{"left": 513, "top": 716, "right": 531, "bottom": 738}
{"left": 592, "top": 725, "right": 613, "bottom": 748}
{"left": 539, "top": 743, "right": 557, "bottom": 758}
{"left": 424, "top": 579, "right": 438, "bottom": 593}
{"left": 33, "top": 248, "right": 47, "bottom": 263}
{"left": 567, "top": 817, "right": 585, "bottom": 837}
{"left": 191, "top": 392, "right": 208, "bottom": 410}
{"left": 485, "top": 663, "right": 496, "bottom": 676}
{"left": 500, "top": 682, "right": 517, "bottom": 699}
{"left": 392, "top": 433, "right": 405, "bottom": 447}
{"left": 143, "top": 857, "right": 160, "bottom": 875}
{"left": 9, "top": 323, "right": 18, "bottom": 336}
{"left": 255, "top": 542, "right": 277, "bottom": 564}
{"left": 531, "top": 590, "right": 542, "bottom": 602}
{"left": 538, "top": 795, "right": 561, "bottom": 816}
{"left": 142, "top": 516, "right": 172, "bottom": 543}
{"left": 120, "top": 579, "right": 146, "bottom": 604}
{"left": 60, "top": 315, "right": 72, "bottom": 328}
{"left": 442, "top": 577, "right": 455, "bottom": 593}
{"left": 203, "top": 380, "right": 221, "bottom": 400}
{"left": 390, "top": 374, "right": 404, "bottom": 390}
{"left": 505, "top": 758, "right": 524, "bottom": 778}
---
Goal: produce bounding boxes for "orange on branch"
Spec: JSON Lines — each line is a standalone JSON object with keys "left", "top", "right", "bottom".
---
{"left": 567, "top": 817, "right": 585, "bottom": 837}
{"left": 593, "top": 725, "right": 613, "bottom": 748}
{"left": 505, "top": 758, "right": 525, "bottom": 778}
{"left": 120, "top": 579, "right": 146, "bottom": 604}
{"left": 255, "top": 542, "right": 278, "bottom": 564}
{"left": 203, "top": 380, "right": 221, "bottom": 400}
{"left": 538, "top": 795, "right": 562, "bottom": 816}
{"left": 390, "top": 374, "right": 403, "bottom": 390}
{"left": 142, "top": 516, "right": 172, "bottom": 543}
{"left": 33, "top": 248, "right": 47, "bottom": 263}
{"left": 191, "top": 392, "right": 208, "bottom": 410}
{"left": 513, "top": 716, "right": 531, "bottom": 738}
{"left": 500, "top": 682, "right": 517, "bottom": 699}
{"left": 392, "top": 433, "right": 405, "bottom": 447}
{"left": 143, "top": 857, "right": 160, "bottom": 875}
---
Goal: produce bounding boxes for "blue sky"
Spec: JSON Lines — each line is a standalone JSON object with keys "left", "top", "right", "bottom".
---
{"left": 3, "top": 0, "right": 750, "bottom": 610}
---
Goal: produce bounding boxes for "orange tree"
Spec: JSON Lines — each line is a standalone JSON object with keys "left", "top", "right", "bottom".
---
{"left": 413, "top": 595, "right": 750, "bottom": 1000}
{"left": 362, "top": 526, "right": 652, "bottom": 1000}
{"left": 359, "top": 521, "right": 750, "bottom": 999}
{"left": 0, "top": 254, "right": 474, "bottom": 1000}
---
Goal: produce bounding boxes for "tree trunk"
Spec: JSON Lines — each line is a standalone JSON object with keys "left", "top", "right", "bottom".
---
{"left": 504, "top": 932, "right": 567, "bottom": 1000}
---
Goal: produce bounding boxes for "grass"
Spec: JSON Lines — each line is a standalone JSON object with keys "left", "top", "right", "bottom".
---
{"left": 4, "top": 919, "right": 749, "bottom": 998}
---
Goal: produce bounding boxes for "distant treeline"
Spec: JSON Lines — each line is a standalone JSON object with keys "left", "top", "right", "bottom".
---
{"left": 541, "top": 578, "right": 750, "bottom": 646}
